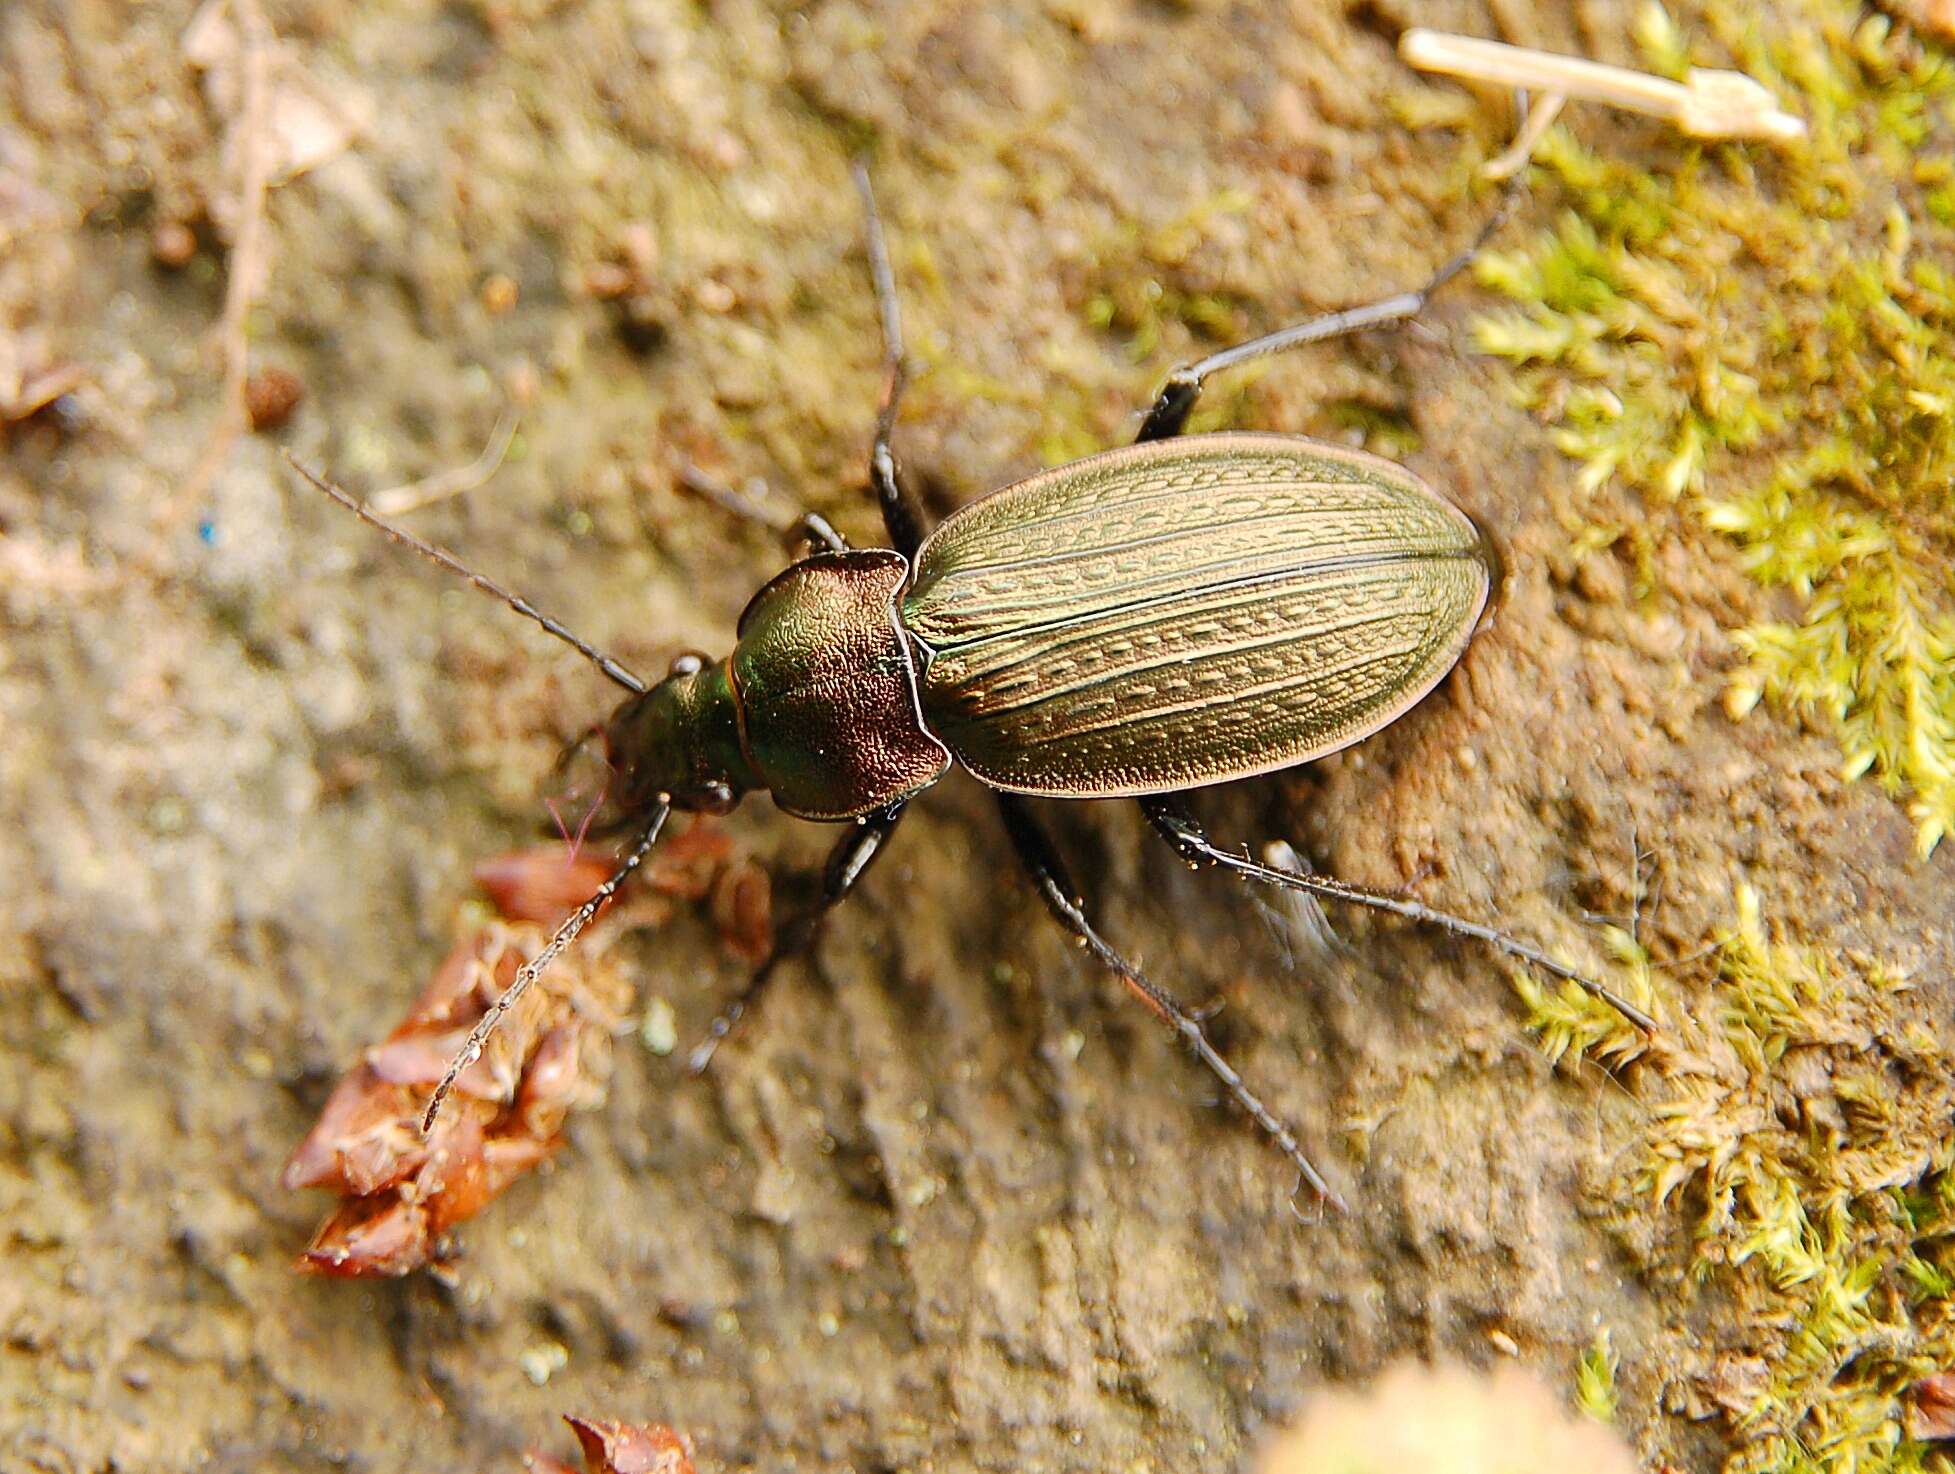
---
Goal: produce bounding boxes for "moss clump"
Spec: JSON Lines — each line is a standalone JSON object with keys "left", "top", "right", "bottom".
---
{"left": 1522, "top": 885, "right": 1955, "bottom": 1473}
{"left": 1513, "top": 921, "right": 1661, "bottom": 1071}
{"left": 1577, "top": 1329, "right": 1623, "bottom": 1424}
{"left": 1081, "top": 186, "right": 1257, "bottom": 366}
{"left": 1471, "top": 2, "right": 1955, "bottom": 855}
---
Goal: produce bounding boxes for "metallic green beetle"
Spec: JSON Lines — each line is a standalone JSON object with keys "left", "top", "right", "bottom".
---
{"left": 612, "top": 434, "right": 1488, "bottom": 821}
{"left": 295, "top": 169, "right": 1648, "bottom": 1209}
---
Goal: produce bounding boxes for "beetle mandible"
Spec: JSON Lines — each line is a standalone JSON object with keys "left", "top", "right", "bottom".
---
{"left": 290, "top": 165, "right": 1652, "bottom": 1209}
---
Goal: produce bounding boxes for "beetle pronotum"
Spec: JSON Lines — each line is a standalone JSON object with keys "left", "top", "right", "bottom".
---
{"left": 289, "top": 165, "right": 1653, "bottom": 1210}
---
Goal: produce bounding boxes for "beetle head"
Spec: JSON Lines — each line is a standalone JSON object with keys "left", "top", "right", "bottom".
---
{"left": 603, "top": 652, "right": 757, "bottom": 815}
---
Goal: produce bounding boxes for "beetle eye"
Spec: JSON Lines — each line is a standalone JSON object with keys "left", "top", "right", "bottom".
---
{"left": 668, "top": 651, "right": 707, "bottom": 678}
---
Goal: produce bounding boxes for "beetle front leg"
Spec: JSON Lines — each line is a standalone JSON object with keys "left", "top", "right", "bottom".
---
{"left": 676, "top": 462, "right": 850, "bottom": 559}
{"left": 687, "top": 803, "right": 908, "bottom": 1072}
{"left": 680, "top": 166, "right": 928, "bottom": 558}
{"left": 790, "top": 510, "right": 850, "bottom": 556}
{"left": 851, "top": 161, "right": 929, "bottom": 559}
{"left": 1139, "top": 796, "right": 1658, "bottom": 1033}
{"left": 995, "top": 794, "right": 1346, "bottom": 1212}
{"left": 1133, "top": 193, "right": 1518, "bottom": 444}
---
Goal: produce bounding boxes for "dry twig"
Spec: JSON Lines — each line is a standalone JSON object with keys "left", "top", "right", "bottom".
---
{"left": 168, "top": 0, "right": 275, "bottom": 530}
{"left": 1400, "top": 27, "right": 1806, "bottom": 169}
{"left": 368, "top": 410, "right": 519, "bottom": 516}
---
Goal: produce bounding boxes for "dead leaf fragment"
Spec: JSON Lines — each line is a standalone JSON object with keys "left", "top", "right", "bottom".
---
{"left": 182, "top": 0, "right": 360, "bottom": 192}
{"left": 563, "top": 1417, "right": 696, "bottom": 1474}
{"left": 1913, "top": 1370, "right": 1955, "bottom": 1440}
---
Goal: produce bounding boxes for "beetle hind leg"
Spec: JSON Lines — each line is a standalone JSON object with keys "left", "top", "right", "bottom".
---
{"left": 1141, "top": 796, "right": 1658, "bottom": 1034}
{"left": 996, "top": 794, "right": 1347, "bottom": 1212}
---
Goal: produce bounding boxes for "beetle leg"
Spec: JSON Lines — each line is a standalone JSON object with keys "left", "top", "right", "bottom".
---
{"left": 995, "top": 794, "right": 1347, "bottom": 1212}
{"left": 1134, "top": 191, "right": 1520, "bottom": 443}
{"left": 674, "top": 164, "right": 926, "bottom": 561}
{"left": 687, "top": 802, "right": 908, "bottom": 1073}
{"left": 852, "top": 160, "right": 928, "bottom": 558}
{"left": 784, "top": 510, "right": 850, "bottom": 556}
{"left": 1140, "top": 797, "right": 1658, "bottom": 1033}
{"left": 675, "top": 463, "right": 849, "bottom": 558}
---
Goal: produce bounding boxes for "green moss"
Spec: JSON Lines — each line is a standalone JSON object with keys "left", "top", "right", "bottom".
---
{"left": 1521, "top": 882, "right": 1955, "bottom": 1474}
{"left": 1577, "top": 1329, "right": 1622, "bottom": 1424}
{"left": 1471, "top": 2, "right": 1955, "bottom": 855}
{"left": 1081, "top": 189, "right": 1256, "bottom": 367}
{"left": 1511, "top": 922, "right": 1659, "bottom": 1071}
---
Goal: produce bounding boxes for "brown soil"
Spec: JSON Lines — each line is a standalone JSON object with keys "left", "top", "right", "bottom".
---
{"left": 3, "top": 2, "right": 1948, "bottom": 1471}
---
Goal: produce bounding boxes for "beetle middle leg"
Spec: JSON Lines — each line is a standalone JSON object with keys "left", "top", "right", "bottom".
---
{"left": 1141, "top": 797, "right": 1657, "bottom": 1033}
{"left": 996, "top": 794, "right": 1346, "bottom": 1211}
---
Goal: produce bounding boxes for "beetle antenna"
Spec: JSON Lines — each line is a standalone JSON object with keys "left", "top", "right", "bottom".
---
{"left": 284, "top": 451, "right": 648, "bottom": 696}
{"left": 422, "top": 797, "right": 672, "bottom": 1134}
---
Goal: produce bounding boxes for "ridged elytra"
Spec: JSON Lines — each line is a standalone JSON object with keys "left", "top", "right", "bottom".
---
{"left": 289, "top": 166, "right": 1653, "bottom": 1212}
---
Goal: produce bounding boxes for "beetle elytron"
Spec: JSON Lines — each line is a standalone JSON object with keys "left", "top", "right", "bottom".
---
{"left": 291, "top": 166, "right": 1651, "bottom": 1209}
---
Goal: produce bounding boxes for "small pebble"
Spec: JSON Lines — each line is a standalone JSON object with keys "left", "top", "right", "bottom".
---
{"left": 583, "top": 261, "right": 635, "bottom": 299}
{"left": 639, "top": 998, "right": 678, "bottom": 1057}
{"left": 481, "top": 273, "right": 519, "bottom": 315}
{"left": 151, "top": 220, "right": 197, "bottom": 268}
{"left": 517, "top": 1341, "right": 568, "bottom": 1385}
{"left": 245, "top": 366, "right": 304, "bottom": 431}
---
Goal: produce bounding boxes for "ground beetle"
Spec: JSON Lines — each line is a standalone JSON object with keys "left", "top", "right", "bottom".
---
{"left": 290, "top": 166, "right": 1653, "bottom": 1209}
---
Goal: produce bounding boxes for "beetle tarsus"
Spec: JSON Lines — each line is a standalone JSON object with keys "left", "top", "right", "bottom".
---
{"left": 1139, "top": 799, "right": 1658, "bottom": 1035}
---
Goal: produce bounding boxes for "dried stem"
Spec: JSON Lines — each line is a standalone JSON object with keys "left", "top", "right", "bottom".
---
{"left": 369, "top": 410, "right": 519, "bottom": 516}
{"left": 168, "top": 0, "right": 276, "bottom": 530}
{"left": 1400, "top": 28, "right": 1806, "bottom": 144}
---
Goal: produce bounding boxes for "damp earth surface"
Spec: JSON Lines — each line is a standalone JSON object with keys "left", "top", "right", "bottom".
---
{"left": 4, "top": 2, "right": 1952, "bottom": 1471}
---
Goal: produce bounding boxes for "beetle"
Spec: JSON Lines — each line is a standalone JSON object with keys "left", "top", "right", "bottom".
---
{"left": 289, "top": 165, "right": 1652, "bottom": 1209}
